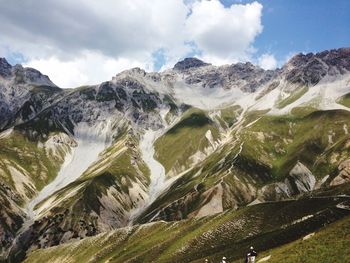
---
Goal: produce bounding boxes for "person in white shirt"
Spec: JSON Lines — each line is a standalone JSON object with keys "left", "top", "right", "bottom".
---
{"left": 245, "top": 246, "right": 258, "bottom": 263}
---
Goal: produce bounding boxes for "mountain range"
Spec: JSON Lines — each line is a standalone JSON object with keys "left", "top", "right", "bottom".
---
{"left": 1, "top": 47, "right": 350, "bottom": 262}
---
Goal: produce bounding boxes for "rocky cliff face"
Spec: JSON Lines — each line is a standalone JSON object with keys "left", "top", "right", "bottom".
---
{"left": 0, "top": 58, "right": 61, "bottom": 130}
{"left": 182, "top": 61, "right": 276, "bottom": 92}
{"left": 1, "top": 47, "right": 350, "bottom": 260}
{"left": 283, "top": 47, "right": 350, "bottom": 85}
{"left": 173, "top": 57, "right": 211, "bottom": 71}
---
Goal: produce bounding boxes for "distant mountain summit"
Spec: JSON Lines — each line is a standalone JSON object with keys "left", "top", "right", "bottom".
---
{"left": 173, "top": 57, "right": 211, "bottom": 70}
{"left": 0, "top": 57, "right": 13, "bottom": 78}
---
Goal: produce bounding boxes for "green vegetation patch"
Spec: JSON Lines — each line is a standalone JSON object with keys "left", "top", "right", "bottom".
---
{"left": 24, "top": 194, "right": 350, "bottom": 263}
{"left": 0, "top": 130, "right": 63, "bottom": 197}
{"left": 276, "top": 86, "right": 308, "bottom": 109}
{"left": 240, "top": 109, "right": 350, "bottom": 181}
{"left": 239, "top": 214, "right": 350, "bottom": 263}
{"left": 337, "top": 92, "right": 350, "bottom": 108}
{"left": 155, "top": 108, "right": 219, "bottom": 174}
{"left": 219, "top": 105, "right": 242, "bottom": 127}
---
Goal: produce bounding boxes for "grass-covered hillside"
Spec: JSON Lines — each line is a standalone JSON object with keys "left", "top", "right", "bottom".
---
{"left": 234, "top": 215, "right": 350, "bottom": 263}
{"left": 23, "top": 184, "right": 350, "bottom": 263}
{"left": 240, "top": 109, "right": 350, "bottom": 182}
{"left": 337, "top": 92, "right": 350, "bottom": 108}
{"left": 7, "top": 128, "right": 152, "bottom": 262}
{"left": 0, "top": 130, "right": 68, "bottom": 203}
{"left": 276, "top": 86, "right": 309, "bottom": 109}
{"left": 154, "top": 107, "right": 220, "bottom": 176}
{"left": 0, "top": 127, "right": 71, "bottom": 256}
{"left": 136, "top": 107, "right": 350, "bottom": 224}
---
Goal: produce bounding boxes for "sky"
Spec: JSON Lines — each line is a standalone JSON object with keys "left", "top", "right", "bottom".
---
{"left": 0, "top": 0, "right": 349, "bottom": 88}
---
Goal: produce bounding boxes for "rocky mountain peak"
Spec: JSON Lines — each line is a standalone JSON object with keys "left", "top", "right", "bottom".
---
{"left": 0, "top": 58, "right": 57, "bottom": 87}
{"left": 173, "top": 57, "right": 210, "bottom": 71}
{"left": 11, "top": 65, "right": 57, "bottom": 87}
{"left": 229, "top": 61, "right": 264, "bottom": 74}
{"left": 117, "top": 67, "right": 147, "bottom": 78}
{"left": 283, "top": 47, "right": 350, "bottom": 85}
{"left": 0, "top": 57, "right": 11, "bottom": 68}
{"left": 316, "top": 47, "right": 350, "bottom": 72}
{"left": 0, "top": 57, "right": 12, "bottom": 78}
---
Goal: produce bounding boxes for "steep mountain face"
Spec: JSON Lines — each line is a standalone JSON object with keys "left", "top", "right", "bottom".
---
{"left": 283, "top": 47, "right": 350, "bottom": 85}
{"left": 181, "top": 61, "right": 275, "bottom": 92}
{"left": 0, "top": 58, "right": 61, "bottom": 131}
{"left": 1, "top": 47, "right": 350, "bottom": 262}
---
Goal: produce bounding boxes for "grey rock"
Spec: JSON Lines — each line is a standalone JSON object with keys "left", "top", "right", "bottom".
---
{"left": 330, "top": 159, "right": 350, "bottom": 186}
{"left": 286, "top": 161, "right": 316, "bottom": 194}
{"left": 0, "top": 58, "right": 12, "bottom": 78}
{"left": 173, "top": 57, "right": 210, "bottom": 71}
{"left": 283, "top": 47, "right": 350, "bottom": 85}
{"left": 182, "top": 61, "right": 276, "bottom": 92}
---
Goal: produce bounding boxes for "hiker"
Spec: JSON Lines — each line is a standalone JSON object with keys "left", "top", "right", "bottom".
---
{"left": 245, "top": 246, "right": 258, "bottom": 263}
{"left": 221, "top": 256, "right": 228, "bottom": 263}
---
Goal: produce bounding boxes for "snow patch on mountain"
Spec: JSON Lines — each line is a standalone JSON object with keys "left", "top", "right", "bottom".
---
{"left": 257, "top": 255, "right": 272, "bottom": 262}
{"left": 291, "top": 214, "right": 314, "bottom": 225}
{"left": 303, "top": 232, "right": 315, "bottom": 241}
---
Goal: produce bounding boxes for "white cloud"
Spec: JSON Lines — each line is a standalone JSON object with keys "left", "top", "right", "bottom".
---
{"left": 1, "top": 0, "right": 265, "bottom": 87}
{"left": 24, "top": 51, "right": 154, "bottom": 88}
{"left": 186, "top": 0, "right": 263, "bottom": 64}
{"left": 258, "top": 53, "right": 277, "bottom": 70}
{"left": 0, "top": 0, "right": 189, "bottom": 60}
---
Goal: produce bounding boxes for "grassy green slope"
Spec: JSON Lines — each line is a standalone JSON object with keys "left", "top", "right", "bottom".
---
{"left": 136, "top": 139, "right": 270, "bottom": 223}
{"left": 276, "top": 86, "right": 308, "bottom": 109}
{"left": 0, "top": 128, "right": 68, "bottom": 256}
{"left": 5, "top": 130, "right": 152, "bottom": 262}
{"left": 137, "top": 108, "right": 350, "bottom": 223}
{"left": 0, "top": 130, "right": 67, "bottom": 203}
{"left": 217, "top": 105, "right": 242, "bottom": 128}
{"left": 13, "top": 130, "right": 151, "bottom": 252}
{"left": 233, "top": 212, "right": 350, "bottom": 263}
{"left": 24, "top": 189, "right": 350, "bottom": 263}
{"left": 240, "top": 109, "right": 350, "bottom": 181}
{"left": 154, "top": 107, "right": 220, "bottom": 175}
{"left": 337, "top": 92, "right": 350, "bottom": 108}
{"left": 54, "top": 133, "right": 150, "bottom": 218}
